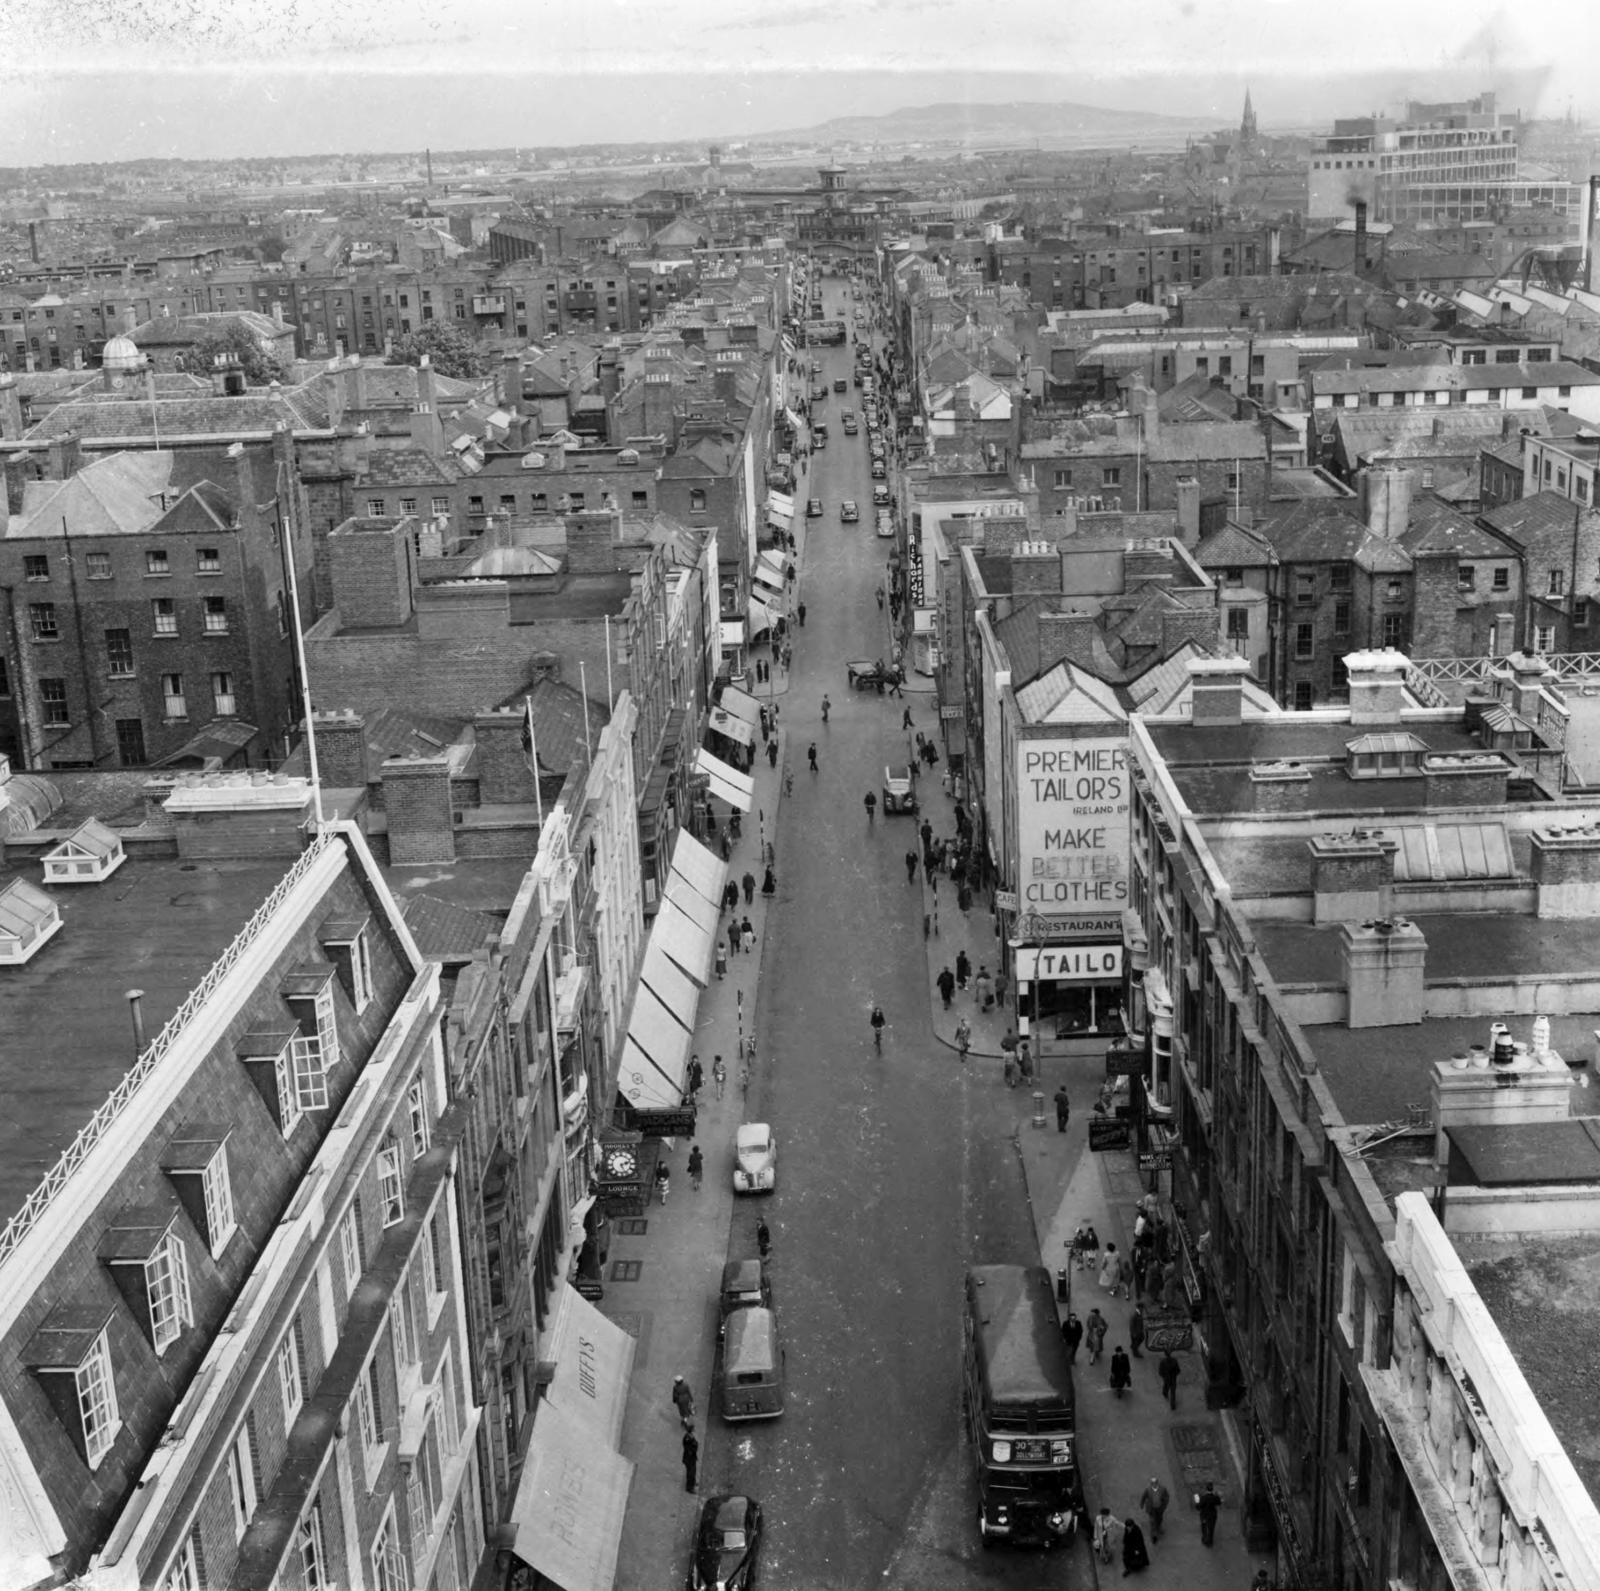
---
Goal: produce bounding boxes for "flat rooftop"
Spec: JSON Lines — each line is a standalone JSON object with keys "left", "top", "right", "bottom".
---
{"left": 0, "top": 852, "right": 287, "bottom": 1230}
{"left": 1299, "top": 1012, "right": 1598, "bottom": 1128}
{"left": 1461, "top": 1232, "right": 1600, "bottom": 1514}
{"left": 509, "top": 572, "right": 635, "bottom": 622}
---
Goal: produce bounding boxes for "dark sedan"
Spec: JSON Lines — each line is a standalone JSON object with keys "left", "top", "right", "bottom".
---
{"left": 687, "top": 1494, "right": 763, "bottom": 1591}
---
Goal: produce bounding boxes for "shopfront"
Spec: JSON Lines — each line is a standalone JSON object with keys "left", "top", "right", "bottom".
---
{"left": 1013, "top": 938, "right": 1127, "bottom": 1058}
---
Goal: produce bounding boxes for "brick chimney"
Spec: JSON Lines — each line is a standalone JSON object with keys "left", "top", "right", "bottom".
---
{"left": 46, "top": 434, "right": 82, "bottom": 482}
{"left": 0, "top": 374, "right": 22, "bottom": 444}
{"left": 1174, "top": 475, "right": 1200, "bottom": 546}
{"left": 501, "top": 352, "right": 523, "bottom": 415}
{"left": 565, "top": 509, "right": 620, "bottom": 574}
{"left": 1159, "top": 607, "right": 1216, "bottom": 653}
{"left": 1035, "top": 610, "right": 1100, "bottom": 669}
{"left": 1361, "top": 464, "right": 1412, "bottom": 539}
{"left": 1009, "top": 540, "right": 1061, "bottom": 595}
{"left": 1309, "top": 832, "right": 1395, "bottom": 925}
{"left": 328, "top": 517, "right": 415, "bottom": 628}
{"left": 1495, "top": 649, "right": 1551, "bottom": 721}
{"left": 1341, "top": 916, "right": 1425, "bottom": 1028}
{"left": 473, "top": 707, "right": 537, "bottom": 804}
{"left": 1531, "top": 822, "right": 1600, "bottom": 917}
{"left": 1187, "top": 655, "right": 1249, "bottom": 726}
{"left": 1345, "top": 647, "right": 1409, "bottom": 725}
{"left": 310, "top": 708, "right": 369, "bottom": 791}
{"left": 381, "top": 754, "right": 456, "bottom": 864}
{"left": 1353, "top": 199, "right": 1369, "bottom": 275}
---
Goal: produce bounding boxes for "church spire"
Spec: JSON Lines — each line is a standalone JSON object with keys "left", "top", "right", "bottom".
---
{"left": 1241, "top": 86, "right": 1258, "bottom": 142}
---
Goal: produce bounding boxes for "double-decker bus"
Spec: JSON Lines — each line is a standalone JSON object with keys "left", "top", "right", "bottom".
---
{"left": 962, "top": 1264, "right": 1078, "bottom": 1548}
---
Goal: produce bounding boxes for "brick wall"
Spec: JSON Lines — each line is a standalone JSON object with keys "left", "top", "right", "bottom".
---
{"left": 414, "top": 584, "right": 512, "bottom": 641}
{"left": 382, "top": 755, "right": 455, "bottom": 863}
{"left": 311, "top": 710, "right": 368, "bottom": 790}
{"left": 473, "top": 709, "right": 537, "bottom": 804}
{"left": 565, "top": 510, "right": 619, "bottom": 575}
{"left": 328, "top": 519, "right": 414, "bottom": 630}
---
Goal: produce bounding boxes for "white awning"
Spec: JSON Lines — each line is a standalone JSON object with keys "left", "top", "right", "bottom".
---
{"left": 752, "top": 574, "right": 786, "bottom": 608}
{"left": 784, "top": 406, "right": 805, "bottom": 432}
{"left": 719, "top": 685, "right": 763, "bottom": 727}
{"left": 695, "top": 747, "right": 754, "bottom": 812}
{"left": 767, "top": 489, "right": 795, "bottom": 517}
{"left": 544, "top": 1287, "right": 637, "bottom": 1446}
{"left": 619, "top": 1034, "right": 682, "bottom": 1108}
{"left": 768, "top": 506, "right": 793, "bottom": 532}
{"left": 707, "top": 707, "right": 755, "bottom": 747}
{"left": 781, "top": 335, "right": 796, "bottom": 357}
{"left": 510, "top": 1400, "right": 633, "bottom": 1591}
{"left": 653, "top": 895, "right": 713, "bottom": 985}
{"left": 668, "top": 827, "right": 728, "bottom": 907}
{"left": 748, "top": 597, "right": 780, "bottom": 637}
{"left": 758, "top": 549, "right": 794, "bottom": 581}
{"left": 641, "top": 940, "right": 700, "bottom": 1030}
{"left": 627, "top": 983, "right": 692, "bottom": 1087}
{"left": 720, "top": 619, "right": 746, "bottom": 650}
{"left": 663, "top": 870, "right": 719, "bottom": 939}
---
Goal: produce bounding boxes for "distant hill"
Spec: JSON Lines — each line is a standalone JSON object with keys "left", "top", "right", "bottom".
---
{"left": 743, "top": 99, "right": 1212, "bottom": 149}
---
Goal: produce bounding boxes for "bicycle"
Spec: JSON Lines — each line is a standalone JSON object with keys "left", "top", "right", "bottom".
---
{"left": 869, "top": 1007, "right": 886, "bottom": 1051}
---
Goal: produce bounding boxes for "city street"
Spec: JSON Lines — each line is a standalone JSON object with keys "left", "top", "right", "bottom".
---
{"left": 697, "top": 276, "right": 1086, "bottom": 1591}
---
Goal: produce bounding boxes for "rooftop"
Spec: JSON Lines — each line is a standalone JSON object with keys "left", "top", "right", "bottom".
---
{"left": 0, "top": 850, "right": 287, "bottom": 1230}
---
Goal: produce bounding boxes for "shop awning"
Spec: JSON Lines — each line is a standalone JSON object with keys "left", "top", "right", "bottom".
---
{"left": 748, "top": 598, "right": 780, "bottom": 638}
{"left": 707, "top": 707, "right": 754, "bottom": 748}
{"left": 641, "top": 940, "right": 700, "bottom": 1030}
{"left": 719, "top": 685, "right": 763, "bottom": 728}
{"left": 669, "top": 827, "right": 726, "bottom": 906}
{"left": 695, "top": 748, "right": 754, "bottom": 812}
{"left": 619, "top": 1034, "right": 682, "bottom": 1108}
{"left": 653, "top": 895, "right": 714, "bottom": 985}
{"left": 544, "top": 1288, "right": 637, "bottom": 1445}
{"left": 628, "top": 983, "right": 692, "bottom": 1082}
{"left": 758, "top": 549, "right": 794, "bottom": 582}
{"left": 752, "top": 573, "right": 786, "bottom": 608}
{"left": 767, "top": 489, "right": 795, "bottom": 518}
{"left": 783, "top": 406, "right": 805, "bottom": 433}
{"left": 719, "top": 619, "right": 746, "bottom": 650}
{"left": 663, "top": 870, "right": 719, "bottom": 939}
{"left": 509, "top": 1400, "right": 633, "bottom": 1591}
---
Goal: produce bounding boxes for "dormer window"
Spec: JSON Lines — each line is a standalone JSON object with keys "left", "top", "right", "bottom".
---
{"left": 320, "top": 917, "right": 373, "bottom": 1013}
{"left": 99, "top": 1206, "right": 194, "bottom": 1353}
{"left": 162, "top": 1127, "right": 236, "bottom": 1257}
{"left": 24, "top": 1302, "right": 121, "bottom": 1468}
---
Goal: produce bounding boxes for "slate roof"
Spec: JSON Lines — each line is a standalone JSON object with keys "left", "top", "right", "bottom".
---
{"left": 1398, "top": 497, "right": 1508, "bottom": 558}
{"left": 126, "top": 310, "right": 286, "bottom": 346}
{"left": 1149, "top": 421, "right": 1264, "bottom": 463}
{"left": 1158, "top": 374, "right": 1238, "bottom": 424}
{"left": 360, "top": 448, "right": 465, "bottom": 488}
{"left": 401, "top": 893, "right": 501, "bottom": 961}
{"left": 25, "top": 380, "right": 331, "bottom": 440}
{"left": 1196, "top": 519, "right": 1276, "bottom": 568}
{"left": 1479, "top": 490, "right": 1594, "bottom": 548}
{"left": 1314, "top": 360, "right": 1600, "bottom": 396}
{"left": 499, "top": 675, "right": 612, "bottom": 775}
{"left": 9, "top": 452, "right": 174, "bottom": 537}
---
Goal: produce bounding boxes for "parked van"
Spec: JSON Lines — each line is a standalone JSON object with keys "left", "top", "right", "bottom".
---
{"left": 721, "top": 1305, "right": 785, "bottom": 1420}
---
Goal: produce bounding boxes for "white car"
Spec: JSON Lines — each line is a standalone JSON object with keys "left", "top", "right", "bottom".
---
{"left": 733, "top": 1123, "right": 777, "bottom": 1193}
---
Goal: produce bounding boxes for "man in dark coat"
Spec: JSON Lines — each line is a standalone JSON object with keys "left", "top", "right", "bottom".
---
{"left": 1054, "top": 1086, "right": 1071, "bottom": 1132}
{"left": 1109, "top": 1346, "right": 1132, "bottom": 1398}
{"left": 955, "top": 950, "right": 971, "bottom": 989}
{"left": 1158, "top": 1351, "right": 1181, "bottom": 1409}
{"left": 682, "top": 1427, "right": 699, "bottom": 1493}
{"left": 936, "top": 966, "right": 956, "bottom": 1008}
{"left": 1196, "top": 1481, "right": 1221, "bottom": 1545}
{"left": 1061, "top": 1312, "right": 1084, "bottom": 1361}
{"left": 743, "top": 870, "right": 756, "bottom": 905}
{"left": 1129, "top": 1304, "right": 1146, "bottom": 1357}
{"left": 1121, "top": 1518, "right": 1150, "bottom": 1575}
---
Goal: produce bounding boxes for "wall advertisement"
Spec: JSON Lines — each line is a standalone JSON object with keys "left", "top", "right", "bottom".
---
{"left": 1015, "top": 735, "right": 1129, "bottom": 925}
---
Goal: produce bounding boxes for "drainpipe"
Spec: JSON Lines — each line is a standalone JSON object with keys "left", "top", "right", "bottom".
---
{"left": 0, "top": 586, "right": 40, "bottom": 768}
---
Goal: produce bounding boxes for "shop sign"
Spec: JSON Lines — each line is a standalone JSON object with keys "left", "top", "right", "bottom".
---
{"left": 940, "top": 705, "right": 964, "bottom": 720}
{"left": 1015, "top": 735, "right": 1130, "bottom": 925}
{"left": 1013, "top": 944, "right": 1124, "bottom": 983}
{"left": 994, "top": 889, "right": 1019, "bottom": 912}
{"left": 1014, "top": 912, "right": 1123, "bottom": 943}
{"left": 1088, "top": 1117, "right": 1131, "bottom": 1152}
{"left": 1138, "top": 1150, "right": 1172, "bottom": 1172}
{"left": 634, "top": 1106, "right": 697, "bottom": 1139}
{"left": 1252, "top": 1415, "right": 1305, "bottom": 1568}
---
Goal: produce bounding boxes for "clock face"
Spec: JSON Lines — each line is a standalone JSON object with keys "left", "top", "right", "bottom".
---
{"left": 605, "top": 1149, "right": 637, "bottom": 1179}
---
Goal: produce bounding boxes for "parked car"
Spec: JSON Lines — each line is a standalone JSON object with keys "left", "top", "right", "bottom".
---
{"left": 873, "top": 484, "right": 891, "bottom": 507}
{"left": 719, "top": 1259, "right": 772, "bottom": 1341}
{"left": 876, "top": 514, "right": 894, "bottom": 539}
{"left": 806, "top": 498, "right": 824, "bottom": 518}
{"left": 733, "top": 1122, "right": 777, "bottom": 1192}
{"left": 871, "top": 459, "right": 887, "bottom": 480}
{"left": 687, "top": 1495, "right": 764, "bottom": 1591}
{"left": 840, "top": 500, "right": 859, "bottom": 522}
{"left": 810, "top": 360, "right": 821, "bottom": 375}
{"left": 882, "top": 764, "right": 918, "bottom": 814}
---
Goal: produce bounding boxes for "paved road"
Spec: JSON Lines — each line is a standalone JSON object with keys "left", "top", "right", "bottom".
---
{"left": 703, "top": 276, "right": 1086, "bottom": 1591}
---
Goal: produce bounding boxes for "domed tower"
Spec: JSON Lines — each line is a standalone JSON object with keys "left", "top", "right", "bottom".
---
{"left": 99, "top": 333, "right": 147, "bottom": 395}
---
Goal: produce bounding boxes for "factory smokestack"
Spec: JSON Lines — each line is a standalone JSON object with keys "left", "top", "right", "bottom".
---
{"left": 1353, "top": 200, "right": 1368, "bottom": 278}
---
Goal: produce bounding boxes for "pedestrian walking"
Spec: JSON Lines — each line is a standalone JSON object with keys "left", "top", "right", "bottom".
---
{"left": 713, "top": 1055, "right": 727, "bottom": 1099}
{"left": 936, "top": 966, "right": 955, "bottom": 1008}
{"left": 808, "top": 742, "right": 818, "bottom": 773}
{"left": 741, "top": 870, "right": 755, "bottom": 906}
{"left": 756, "top": 1218, "right": 771, "bottom": 1258}
{"left": 767, "top": 739, "right": 778, "bottom": 769}
{"left": 797, "top": 602, "right": 807, "bottom": 627}
{"left": 905, "top": 849, "right": 918, "bottom": 884}
{"left": 1158, "top": 1351, "right": 1181, "bottom": 1410}
{"left": 1138, "top": 1477, "right": 1169, "bottom": 1541}
{"left": 875, "top": 585, "right": 885, "bottom": 610}
{"left": 688, "top": 1145, "right": 704, "bottom": 1192}
{"left": 1118, "top": 1248, "right": 1137, "bottom": 1299}
{"left": 715, "top": 941, "right": 728, "bottom": 979}
{"left": 728, "top": 920, "right": 741, "bottom": 958}
{"left": 920, "top": 817, "right": 933, "bottom": 855}
{"left": 901, "top": 706, "right": 914, "bottom": 730}
{"left": 671, "top": 1374, "right": 695, "bottom": 1427}
{"left": 1195, "top": 1481, "right": 1221, "bottom": 1545}
{"left": 954, "top": 1017, "right": 972, "bottom": 1063}
{"left": 864, "top": 790, "right": 876, "bottom": 821}
{"left": 724, "top": 879, "right": 740, "bottom": 915}
{"left": 821, "top": 694, "right": 830, "bottom": 724}
{"left": 1085, "top": 1307, "right": 1107, "bottom": 1364}
{"left": 1132, "top": 1245, "right": 1150, "bottom": 1299}
{"left": 955, "top": 950, "right": 971, "bottom": 990}
{"left": 1054, "top": 1086, "right": 1071, "bottom": 1131}
{"left": 656, "top": 1158, "right": 671, "bottom": 1203}
{"left": 1110, "top": 1346, "right": 1132, "bottom": 1398}
{"left": 720, "top": 829, "right": 732, "bottom": 863}
{"left": 1129, "top": 1304, "right": 1146, "bottom": 1357}
{"left": 973, "top": 966, "right": 994, "bottom": 1012}
{"left": 682, "top": 1428, "right": 699, "bottom": 1493}
{"left": 1121, "top": 1518, "right": 1150, "bottom": 1577}
{"left": 1003, "top": 1050, "right": 1018, "bottom": 1088}
{"left": 741, "top": 917, "right": 755, "bottom": 955}
{"left": 1062, "top": 1311, "right": 1084, "bottom": 1361}
{"left": 1099, "top": 1243, "right": 1123, "bottom": 1296}
{"left": 687, "top": 1056, "right": 703, "bottom": 1100}
{"left": 1092, "top": 1507, "right": 1121, "bottom": 1566}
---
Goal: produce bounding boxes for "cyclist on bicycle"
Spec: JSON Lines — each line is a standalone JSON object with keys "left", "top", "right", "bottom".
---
{"left": 864, "top": 790, "right": 877, "bottom": 821}
{"left": 821, "top": 694, "right": 831, "bottom": 723}
{"left": 870, "top": 1003, "right": 886, "bottom": 1049}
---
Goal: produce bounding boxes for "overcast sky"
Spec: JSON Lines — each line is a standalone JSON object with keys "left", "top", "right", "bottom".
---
{"left": 0, "top": 0, "right": 1595, "bottom": 165}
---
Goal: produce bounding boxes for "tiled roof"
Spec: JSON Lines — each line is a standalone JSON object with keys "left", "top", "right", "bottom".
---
{"left": 126, "top": 310, "right": 286, "bottom": 346}
{"left": 1149, "top": 421, "right": 1265, "bottom": 463}
{"left": 9, "top": 451, "right": 174, "bottom": 538}
{"left": 1188, "top": 271, "right": 1375, "bottom": 301}
{"left": 498, "top": 676, "right": 611, "bottom": 775}
{"left": 1479, "top": 490, "right": 1594, "bottom": 547}
{"left": 1196, "top": 519, "right": 1275, "bottom": 568}
{"left": 1398, "top": 497, "right": 1507, "bottom": 558}
{"left": 1265, "top": 500, "right": 1385, "bottom": 561}
{"left": 401, "top": 893, "right": 500, "bottom": 960}
{"left": 360, "top": 448, "right": 464, "bottom": 487}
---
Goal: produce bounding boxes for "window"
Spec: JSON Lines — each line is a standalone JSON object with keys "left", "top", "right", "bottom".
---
{"left": 431, "top": 496, "right": 449, "bottom": 516}
{"left": 632, "top": 490, "right": 648, "bottom": 508}
{"left": 29, "top": 602, "right": 58, "bottom": 640}
{"left": 1294, "top": 573, "right": 1315, "bottom": 606}
{"left": 1382, "top": 613, "right": 1409, "bottom": 649}
{"left": 196, "top": 547, "right": 221, "bottom": 573}
{"left": 152, "top": 598, "right": 177, "bottom": 635}
{"left": 1295, "top": 623, "right": 1314, "bottom": 659}
{"left": 146, "top": 550, "right": 169, "bottom": 576}
{"left": 1493, "top": 566, "right": 1509, "bottom": 590}
{"left": 372, "top": 1508, "right": 408, "bottom": 1591}
{"left": 1549, "top": 569, "right": 1566, "bottom": 596}
{"left": 424, "top": 1213, "right": 446, "bottom": 1302}
{"left": 468, "top": 495, "right": 484, "bottom": 513}
{"left": 1387, "top": 579, "right": 1404, "bottom": 600}
{"left": 212, "top": 672, "right": 236, "bottom": 716}
{"left": 1054, "top": 469, "right": 1073, "bottom": 489}
{"left": 1523, "top": 387, "right": 1538, "bottom": 400}
{"left": 77, "top": 1332, "right": 120, "bottom": 1467}
{"left": 162, "top": 673, "right": 187, "bottom": 720}
{"left": 272, "top": 1044, "right": 305, "bottom": 1137}
{"left": 227, "top": 1426, "right": 256, "bottom": 1538}
{"left": 1102, "top": 467, "right": 1121, "bottom": 487}
{"left": 162, "top": 1539, "right": 199, "bottom": 1591}
{"left": 400, "top": 498, "right": 418, "bottom": 514}
{"left": 1536, "top": 624, "right": 1555, "bottom": 652}
{"left": 367, "top": 498, "right": 387, "bottom": 517}
{"left": 106, "top": 628, "right": 134, "bottom": 676}
{"left": 379, "top": 1137, "right": 405, "bottom": 1226}
{"left": 86, "top": 552, "right": 112, "bottom": 579}
{"left": 1576, "top": 600, "right": 1590, "bottom": 628}
{"left": 146, "top": 1230, "right": 193, "bottom": 1353}
{"left": 1459, "top": 565, "right": 1475, "bottom": 590}
{"left": 1294, "top": 680, "right": 1314, "bottom": 710}
{"left": 40, "top": 677, "right": 69, "bottom": 725}
{"left": 340, "top": 1206, "right": 363, "bottom": 1292}
{"left": 688, "top": 489, "right": 708, "bottom": 512}
{"left": 277, "top": 1326, "right": 303, "bottom": 1428}
{"left": 23, "top": 554, "right": 48, "bottom": 581}
{"left": 1219, "top": 355, "right": 1233, "bottom": 377}
{"left": 1225, "top": 606, "right": 1249, "bottom": 640}
{"left": 298, "top": 1500, "right": 329, "bottom": 1591}
{"left": 408, "top": 1079, "right": 429, "bottom": 1157}
{"left": 1334, "top": 601, "right": 1351, "bottom": 635}
{"left": 203, "top": 596, "right": 228, "bottom": 633}
{"left": 357, "top": 1357, "right": 383, "bottom": 1453}
{"left": 1225, "top": 470, "right": 1240, "bottom": 492}
{"left": 115, "top": 718, "right": 146, "bottom": 765}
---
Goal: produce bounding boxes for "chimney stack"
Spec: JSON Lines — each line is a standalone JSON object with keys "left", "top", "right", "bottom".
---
{"left": 1353, "top": 200, "right": 1369, "bottom": 276}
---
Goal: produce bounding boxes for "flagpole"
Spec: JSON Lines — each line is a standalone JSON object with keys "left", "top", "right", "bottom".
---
{"left": 579, "top": 662, "right": 593, "bottom": 760}
{"left": 525, "top": 694, "right": 544, "bottom": 825}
